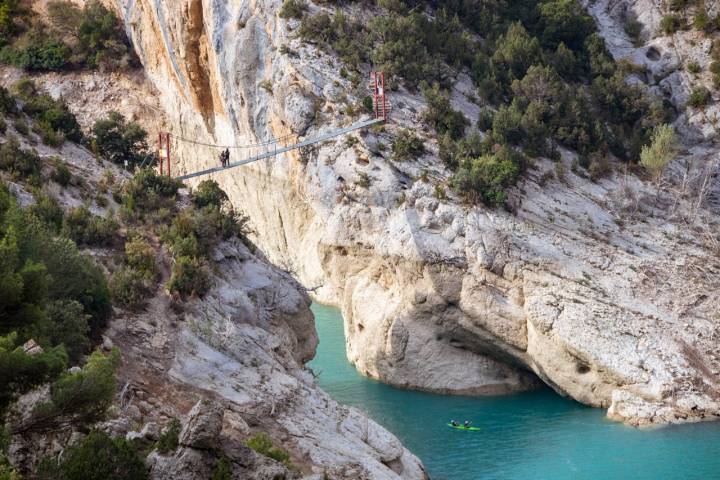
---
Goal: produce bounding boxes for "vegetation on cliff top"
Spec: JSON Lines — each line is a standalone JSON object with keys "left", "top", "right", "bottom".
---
{"left": 0, "top": 0, "right": 137, "bottom": 72}
{"left": 294, "top": 0, "right": 673, "bottom": 206}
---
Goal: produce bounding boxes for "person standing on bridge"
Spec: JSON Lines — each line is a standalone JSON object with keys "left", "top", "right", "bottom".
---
{"left": 219, "top": 148, "right": 229, "bottom": 167}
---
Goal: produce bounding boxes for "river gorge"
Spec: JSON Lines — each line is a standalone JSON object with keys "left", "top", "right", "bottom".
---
{"left": 309, "top": 303, "right": 720, "bottom": 480}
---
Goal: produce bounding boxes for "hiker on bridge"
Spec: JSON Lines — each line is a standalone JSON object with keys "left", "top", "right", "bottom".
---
{"left": 219, "top": 148, "right": 230, "bottom": 167}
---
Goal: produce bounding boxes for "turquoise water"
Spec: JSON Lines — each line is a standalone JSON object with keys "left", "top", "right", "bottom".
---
{"left": 308, "top": 303, "right": 720, "bottom": 480}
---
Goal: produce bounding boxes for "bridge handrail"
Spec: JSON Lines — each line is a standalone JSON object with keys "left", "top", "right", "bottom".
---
{"left": 174, "top": 117, "right": 383, "bottom": 181}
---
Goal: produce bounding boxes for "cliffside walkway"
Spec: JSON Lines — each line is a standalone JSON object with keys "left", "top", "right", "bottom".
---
{"left": 157, "top": 71, "right": 390, "bottom": 181}
{"left": 173, "top": 117, "right": 383, "bottom": 181}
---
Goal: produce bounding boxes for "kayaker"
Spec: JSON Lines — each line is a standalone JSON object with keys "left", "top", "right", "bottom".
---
{"left": 450, "top": 420, "right": 459, "bottom": 427}
{"left": 463, "top": 420, "right": 471, "bottom": 428}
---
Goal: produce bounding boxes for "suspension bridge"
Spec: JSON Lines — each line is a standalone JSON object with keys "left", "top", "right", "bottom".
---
{"left": 157, "top": 72, "right": 389, "bottom": 181}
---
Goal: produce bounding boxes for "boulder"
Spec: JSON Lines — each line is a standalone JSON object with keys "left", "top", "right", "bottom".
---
{"left": 141, "top": 421, "right": 161, "bottom": 441}
{"left": 148, "top": 448, "right": 214, "bottom": 480}
{"left": 21, "top": 340, "right": 43, "bottom": 357}
{"left": 178, "top": 399, "right": 225, "bottom": 450}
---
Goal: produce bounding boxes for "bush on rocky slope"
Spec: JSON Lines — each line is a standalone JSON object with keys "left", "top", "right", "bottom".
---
{"left": 15, "top": 79, "right": 82, "bottom": 145}
{"left": 20, "top": 349, "right": 119, "bottom": 434}
{"left": 155, "top": 418, "right": 180, "bottom": 453}
{"left": 245, "top": 433, "right": 293, "bottom": 468}
{"left": 192, "top": 179, "right": 229, "bottom": 209}
{"left": 0, "top": 26, "right": 71, "bottom": 71}
{"left": 279, "top": 0, "right": 307, "bottom": 19}
{"left": 0, "top": 332, "right": 67, "bottom": 416}
{"left": 119, "top": 168, "right": 182, "bottom": 222}
{"left": 62, "top": 206, "right": 118, "bottom": 247}
{"left": 91, "top": 112, "right": 150, "bottom": 169}
{"left": 639, "top": 123, "right": 677, "bottom": 182}
{"left": 0, "top": 180, "right": 111, "bottom": 346}
{"left": 0, "top": 136, "right": 42, "bottom": 185}
{"left": 391, "top": 128, "right": 425, "bottom": 161}
{"left": 110, "top": 266, "right": 152, "bottom": 311}
{"left": 38, "top": 429, "right": 146, "bottom": 480}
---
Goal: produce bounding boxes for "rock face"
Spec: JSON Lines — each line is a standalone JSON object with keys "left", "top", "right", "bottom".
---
{"left": 106, "top": 235, "right": 426, "bottom": 479}
{"left": 178, "top": 399, "right": 224, "bottom": 449}
{"left": 115, "top": 0, "right": 720, "bottom": 427}
{"left": 148, "top": 400, "right": 292, "bottom": 480}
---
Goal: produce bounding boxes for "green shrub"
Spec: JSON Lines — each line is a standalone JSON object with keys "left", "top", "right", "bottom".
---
{"left": 0, "top": 0, "right": 23, "bottom": 46}
{"left": 47, "top": 299, "right": 90, "bottom": 364}
{"left": 0, "top": 136, "right": 42, "bottom": 182}
{"left": 279, "top": 0, "right": 306, "bottom": 19}
{"left": 693, "top": 10, "right": 711, "bottom": 31}
{"left": 155, "top": 418, "right": 180, "bottom": 454}
{"left": 167, "top": 256, "right": 211, "bottom": 297}
{"left": 299, "top": 11, "right": 372, "bottom": 72}
{"left": 0, "top": 28, "right": 71, "bottom": 71}
{"left": 477, "top": 108, "right": 494, "bottom": 131}
{"left": 361, "top": 95, "right": 374, "bottom": 114}
{"left": 165, "top": 203, "right": 249, "bottom": 260}
{"left": 0, "top": 186, "right": 112, "bottom": 337}
{"left": 62, "top": 206, "right": 118, "bottom": 247}
{"left": 687, "top": 85, "right": 711, "bottom": 108}
{"left": 536, "top": 0, "right": 594, "bottom": 51}
{"left": 451, "top": 146, "right": 523, "bottom": 206}
{"left": 686, "top": 61, "right": 701, "bottom": 74}
{"left": 490, "top": 22, "right": 542, "bottom": 86}
{"left": 587, "top": 153, "right": 612, "bottom": 180}
{"left": 16, "top": 80, "right": 82, "bottom": 143}
{"left": 660, "top": 14, "right": 683, "bottom": 34}
{"left": 0, "top": 332, "right": 67, "bottom": 417}
{"left": 38, "top": 430, "right": 147, "bottom": 480}
{"left": 711, "top": 59, "right": 720, "bottom": 88}
{"left": 371, "top": 12, "right": 456, "bottom": 89}
{"left": 30, "top": 192, "right": 64, "bottom": 232}
{"left": 51, "top": 162, "right": 72, "bottom": 186}
{"left": 47, "top": 0, "right": 137, "bottom": 71}
{"left": 0, "top": 86, "right": 17, "bottom": 115}
{"left": 124, "top": 238, "right": 156, "bottom": 279}
{"left": 120, "top": 169, "right": 181, "bottom": 220}
{"left": 78, "top": 1, "right": 136, "bottom": 70}
{"left": 91, "top": 112, "right": 148, "bottom": 168}
{"left": 192, "top": 180, "right": 229, "bottom": 209}
{"left": 245, "top": 433, "right": 292, "bottom": 467}
{"left": 491, "top": 103, "right": 524, "bottom": 145}
{"left": 391, "top": 129, "right": 425, "bottom": 161}
{"left": 109, "top": 267, "right": 151, "bottom": 311}
{"left": 422, "top": 83, "right": 468, "bottom": 140}
{"left": 640, "top": 123, "right": 677, "bottom": 181}
{"left": 211, "top": 457, "right": 233, "bottom": 480}
{"left": 11, "top": 118, "right": 28, "bottom": 136}
{"left": 21, "top": 349, "right": 119, "bottom": 433}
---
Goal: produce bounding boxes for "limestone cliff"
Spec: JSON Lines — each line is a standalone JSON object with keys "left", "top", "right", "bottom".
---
{"left": 116, "top": 0, "right": 719, "bottom": 427}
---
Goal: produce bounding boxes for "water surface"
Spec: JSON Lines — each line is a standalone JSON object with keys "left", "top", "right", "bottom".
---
{"left": 308, "top": 303, "right": 720, "bottom": 480}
